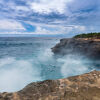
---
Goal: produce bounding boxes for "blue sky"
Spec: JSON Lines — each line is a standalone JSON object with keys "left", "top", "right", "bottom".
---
{"left": 0, "top": 0, "right": 100, "bottom": 36}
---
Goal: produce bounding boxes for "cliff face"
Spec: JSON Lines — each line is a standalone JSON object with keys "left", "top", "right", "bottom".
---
{"left": 0, "top": 70, "right": 100, "bottom": 100}
{"left": 52, "top": 38, "right": 100, "bottom": 60}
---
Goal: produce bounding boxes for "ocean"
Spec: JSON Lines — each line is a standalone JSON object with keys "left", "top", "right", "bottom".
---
{"left": 0, "top": 37, "right": 97, "bottom": 92}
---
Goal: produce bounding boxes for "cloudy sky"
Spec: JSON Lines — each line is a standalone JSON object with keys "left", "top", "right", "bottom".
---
{"left": 0, "top": 0, "right": 100, "bottom": 36}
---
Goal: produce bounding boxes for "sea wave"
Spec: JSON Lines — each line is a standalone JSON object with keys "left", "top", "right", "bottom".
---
{"left": 0, "top": 57, "right": 42, "bottom": 92}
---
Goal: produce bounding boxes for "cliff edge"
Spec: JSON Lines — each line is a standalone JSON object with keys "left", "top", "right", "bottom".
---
{"left": 52, "top": 38, "right": 100, "bottom": 60}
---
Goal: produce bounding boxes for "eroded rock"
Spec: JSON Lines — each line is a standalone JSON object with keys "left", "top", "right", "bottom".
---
{"left": 1, "top": 71, "right": 100, "bottom": 100}
{"left": 52, "top": 38, "right": 100, "bottom": 60}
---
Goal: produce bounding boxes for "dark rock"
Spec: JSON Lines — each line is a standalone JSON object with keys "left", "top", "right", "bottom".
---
{"left": 52, "top": 38, "right": 100, "bottom": 60}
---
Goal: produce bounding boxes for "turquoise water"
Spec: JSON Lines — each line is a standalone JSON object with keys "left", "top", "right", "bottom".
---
{"left": 0, "top": 37, "right": 97, "bottom": 92}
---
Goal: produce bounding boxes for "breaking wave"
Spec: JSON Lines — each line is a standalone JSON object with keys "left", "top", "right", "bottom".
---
{"left": 0, "top": 57, "right": 42, "bottom": 92}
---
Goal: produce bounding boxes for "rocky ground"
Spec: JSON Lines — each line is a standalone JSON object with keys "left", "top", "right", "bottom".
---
{"left": 0, "top": 70, "right": 100, "bottom": 100}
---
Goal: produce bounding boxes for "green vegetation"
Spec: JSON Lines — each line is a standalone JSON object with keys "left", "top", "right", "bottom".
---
{"left": 74, "top": 32, "right": 100, "bottom": 39}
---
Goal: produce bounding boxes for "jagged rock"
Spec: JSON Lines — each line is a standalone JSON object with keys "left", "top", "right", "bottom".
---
{"left": 1, "top": 70, "right": 100, "bottom": 100}
{"left": 52, "top": 38, "right": 100, "bottom": 60}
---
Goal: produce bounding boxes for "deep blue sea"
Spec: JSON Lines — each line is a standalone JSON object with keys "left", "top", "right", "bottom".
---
{"left": 0, "top": 37, "right": 98, "bottom": 92}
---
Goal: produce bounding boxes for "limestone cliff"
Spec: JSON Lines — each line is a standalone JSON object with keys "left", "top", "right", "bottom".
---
{"left": 0, "top": 70, "right": 100, "bottom": 100}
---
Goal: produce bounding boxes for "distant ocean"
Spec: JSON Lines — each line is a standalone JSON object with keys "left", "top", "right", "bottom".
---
{"left": 0, "top": 37, "right": 97, "bottom": 92}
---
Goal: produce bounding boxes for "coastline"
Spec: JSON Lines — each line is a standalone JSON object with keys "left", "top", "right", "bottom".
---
{"left": 0, "top": 70, "right": 100, "bottom": 100}
{"left": 0, "top": 37, "right": 100, "bottom": 100}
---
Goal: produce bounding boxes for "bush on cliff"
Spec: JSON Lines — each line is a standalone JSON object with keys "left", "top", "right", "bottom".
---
{"left": 74, "top": 32, "right": 100, "bottom": 39}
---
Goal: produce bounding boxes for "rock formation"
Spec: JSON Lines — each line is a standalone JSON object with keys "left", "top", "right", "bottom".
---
{"left": 52, "top": 38, "right": 100, "bottom": 60}
{"left": 0, "top": 70, "right": 100, "bottom": 100}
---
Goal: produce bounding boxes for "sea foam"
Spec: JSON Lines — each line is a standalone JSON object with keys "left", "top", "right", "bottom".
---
{"left": 0, "top": 57, "right": 42, "bottom": 92}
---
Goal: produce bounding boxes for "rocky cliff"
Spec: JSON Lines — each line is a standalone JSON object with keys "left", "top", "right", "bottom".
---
{"left": 0, "top": 70, "right": 100, "bottom": 100}
{"left": 52, "top": 38, "right": 100, "bottom": 60}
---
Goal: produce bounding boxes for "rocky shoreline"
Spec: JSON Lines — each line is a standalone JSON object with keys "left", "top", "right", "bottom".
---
{"left": 0, "top": 70, "right": 100, "bottom": 100}
{"left": 0, "top": 38, "right": 100, "bottom": 100}
{"left": 52, "top": 38, "right": 100, "bottom": 60}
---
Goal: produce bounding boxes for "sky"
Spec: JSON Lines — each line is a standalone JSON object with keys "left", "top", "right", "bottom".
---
{"left": 0, "top": 0, "right": 100, "bottom": 37}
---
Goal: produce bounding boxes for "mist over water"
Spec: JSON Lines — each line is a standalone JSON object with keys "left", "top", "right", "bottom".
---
{"left": 57, "top": 55, "right": 93, "bottom": 77}
{"left": 0, "top": 57, "right": 42, "bottom": 92}
{"left": 0, "top": 37, "right": 98, "bottom": 92}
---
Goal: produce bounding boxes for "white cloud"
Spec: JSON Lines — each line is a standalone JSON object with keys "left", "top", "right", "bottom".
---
{"left": 29, "top": 0, "right": 73, "bottom": 14}
{"left": 0, "top": 0, "right": 99, "bottom": 35}
{"left": 32, "top": 25, "right": 86, "bottom": 35}
{"left": 0, "top": 18, "right": 86, "bottom": 35}
{"left": 16, "top": 6, "right": 30, "bottom": 12}
{"left": 74, "top": 26, "right": 86, "bottom": 31}
{"left": 0, "top": 19, "right": 25, "bottom": 31}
